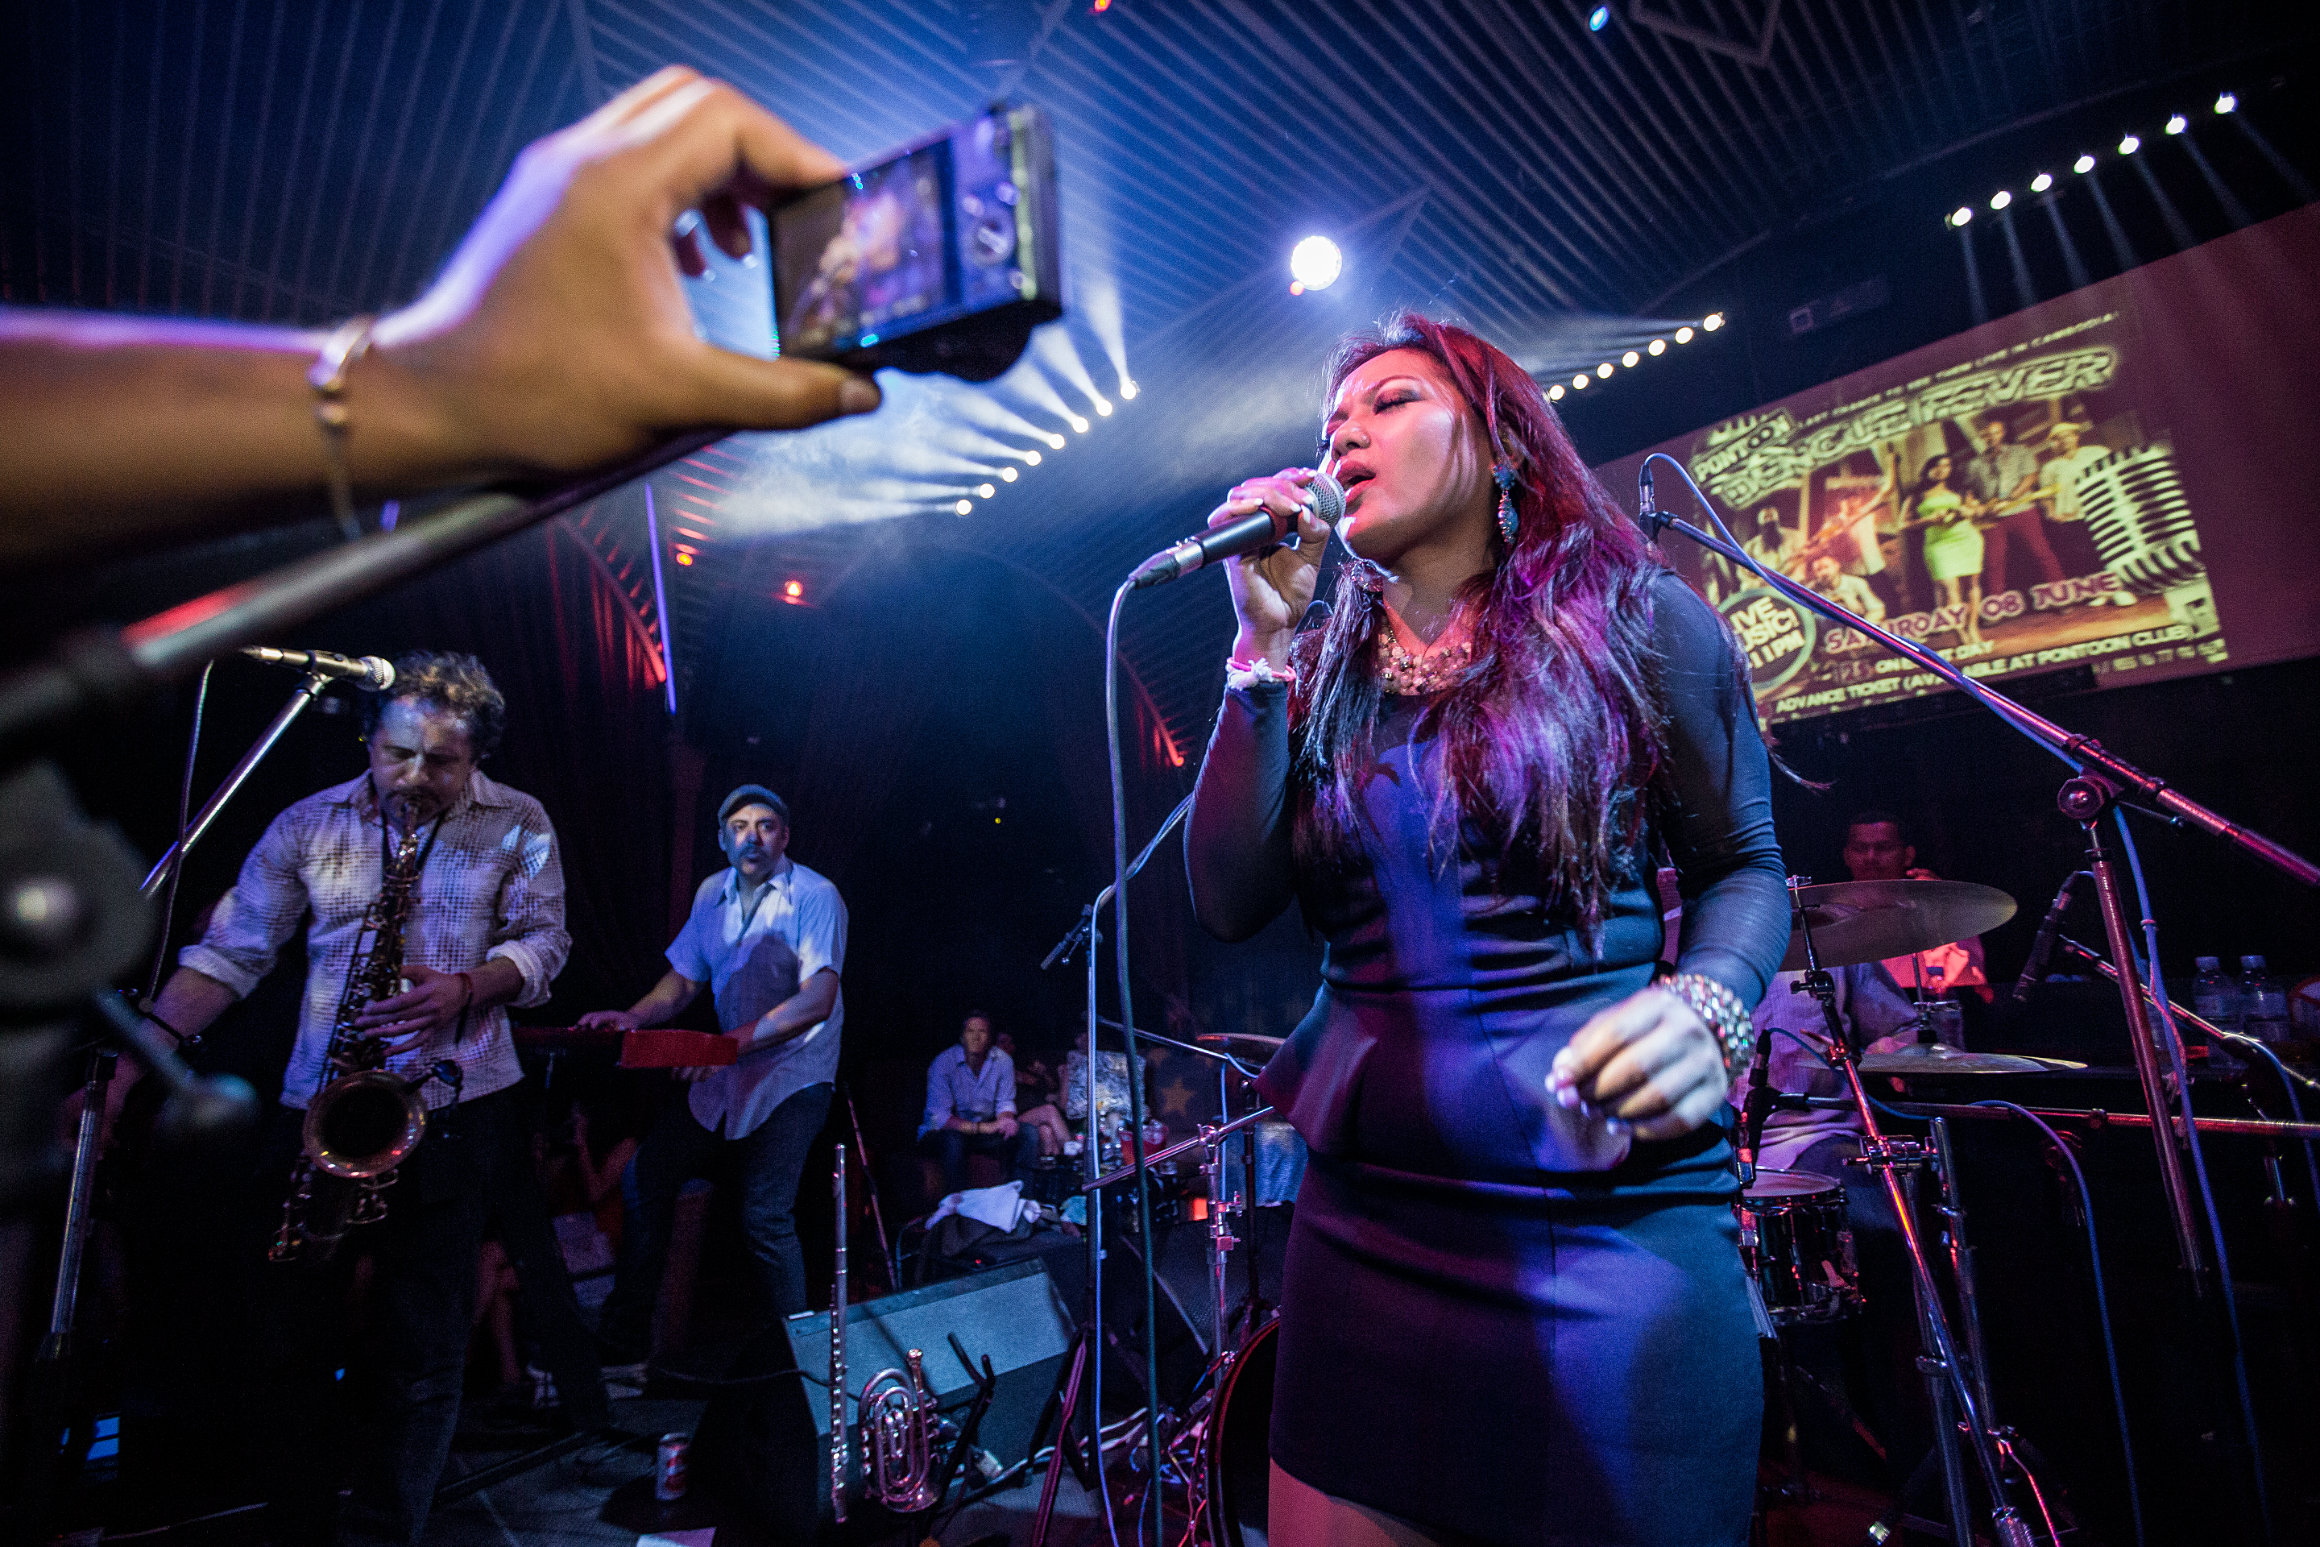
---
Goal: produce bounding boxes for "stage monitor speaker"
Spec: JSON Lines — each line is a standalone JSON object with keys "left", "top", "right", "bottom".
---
{"left": 692, "top": 1258, "right": 1072, "bottom": 1535}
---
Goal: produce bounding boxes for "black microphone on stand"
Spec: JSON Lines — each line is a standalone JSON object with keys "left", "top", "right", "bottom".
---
{"left": 2011, "top": 871, "right": 2090, "bottom": 1004}
{"left": 1129, "top": 472, "right": 1345, "bottom": 589}
{"left": 239, "top": 647, "right": 395, "bottom": 690}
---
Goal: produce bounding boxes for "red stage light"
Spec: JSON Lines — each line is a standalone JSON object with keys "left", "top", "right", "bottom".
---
{"left": 783, "top": 579, "right": 805, "bottom": 601}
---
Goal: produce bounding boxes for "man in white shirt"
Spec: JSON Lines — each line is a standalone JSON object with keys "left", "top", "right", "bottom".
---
{"left": 2035, "top": 419, "right": 2114, "bottom": 577}
{"left": 146, "top": 651, "right": 571, "bottom": 1547}
{"left": 582, "top": 784, "right": 847, "bottom": 1359}
{"left": 918, "top": 1012, "right": 1040, "bottom": 1192}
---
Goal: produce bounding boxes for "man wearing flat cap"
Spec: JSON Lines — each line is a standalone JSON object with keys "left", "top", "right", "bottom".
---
{"left": 583, "top": 785, "right": 847, "bottom": 1361}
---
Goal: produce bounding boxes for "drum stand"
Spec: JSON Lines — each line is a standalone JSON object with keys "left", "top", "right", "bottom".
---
{"left": 1787, "top": 877, "right": 2038, "bottom": 1547}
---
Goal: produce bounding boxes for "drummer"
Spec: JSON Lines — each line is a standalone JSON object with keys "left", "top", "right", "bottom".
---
{"left": 1842, "top": 810, "right": 1992, "bottom": 1002}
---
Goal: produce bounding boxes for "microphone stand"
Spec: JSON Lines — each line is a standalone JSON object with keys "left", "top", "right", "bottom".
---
{"left": 1030, "top": 792, "right": 1194, "bottom": 1547}
{"left": 1639, "top": 456, "right": 2317, "bottom": 1283}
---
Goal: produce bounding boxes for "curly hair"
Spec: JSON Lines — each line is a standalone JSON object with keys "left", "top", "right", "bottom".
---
{"left": 359, "top": 651, "right": 508, "bottom": 758}
{"left": 1291, "top": 312, "right": 1666, "bottom": 945}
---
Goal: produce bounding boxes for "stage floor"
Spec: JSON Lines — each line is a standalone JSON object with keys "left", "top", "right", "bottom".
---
{"left": 429, "top": 1393, "right": 1115, "bottom": 1547}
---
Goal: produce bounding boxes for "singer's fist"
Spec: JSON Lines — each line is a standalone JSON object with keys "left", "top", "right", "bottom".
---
{"left": 1213, "top": 467, "right": 1328, "bottom": 665}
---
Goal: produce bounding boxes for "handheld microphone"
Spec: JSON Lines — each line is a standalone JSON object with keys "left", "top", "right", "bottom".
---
{"left": 2011, "top": 871, "right": 2089, "bottom": 1004}
{"left": 240, "top": 647, "right": 396, "bottom": 690}
{"left": 1130, "top": 472, "right": 1346, "bottom": 589}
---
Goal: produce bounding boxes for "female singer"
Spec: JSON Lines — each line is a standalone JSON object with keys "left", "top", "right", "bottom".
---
{"left": 1186, "top": 314, "right": 1788, "bottom": 1547}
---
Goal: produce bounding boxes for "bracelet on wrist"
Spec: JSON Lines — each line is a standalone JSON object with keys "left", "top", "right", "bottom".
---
{"left": 309, "top": 315, "right": 377, "bottom": 540}
{"left": 1225, "top": 653, "right": 1296, "bottom": 689}
{"left": 1660, "top": 972, "right": 1756, "bottom": 1076}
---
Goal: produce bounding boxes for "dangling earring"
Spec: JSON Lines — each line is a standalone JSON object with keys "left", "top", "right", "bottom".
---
{"left": 1493, "top": 460, "right": 1520, "bottom": 547}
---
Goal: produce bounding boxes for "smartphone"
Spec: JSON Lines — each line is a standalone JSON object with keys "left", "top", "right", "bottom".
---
{"left": 769, "top": 103, "right": 1062, "bottom": 382}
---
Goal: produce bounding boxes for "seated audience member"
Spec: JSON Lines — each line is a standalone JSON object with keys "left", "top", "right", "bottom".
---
{"left": 919, "top": 1012, "right": 1040, "bottom": 1192}
{"left": 1005, "top": 1035, "right": 1071, "bottom": 1158}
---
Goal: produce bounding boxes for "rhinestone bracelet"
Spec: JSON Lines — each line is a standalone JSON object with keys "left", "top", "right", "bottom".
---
{"left": 1660, "top": 971, "right": 1756, "bottom": 1076}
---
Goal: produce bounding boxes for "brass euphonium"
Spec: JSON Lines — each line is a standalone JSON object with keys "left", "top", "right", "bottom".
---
{"left": 830, "top": 1145, "right": 943, "bottom": 1518}
{"left": 270, "top": 793, "right": 457, "bottom": 1262}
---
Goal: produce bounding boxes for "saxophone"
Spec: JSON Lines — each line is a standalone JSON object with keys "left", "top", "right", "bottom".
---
{"left": 270, "top": 793, "right": 456, "bottom": 1262}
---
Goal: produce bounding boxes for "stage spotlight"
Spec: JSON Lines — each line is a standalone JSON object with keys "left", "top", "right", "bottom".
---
{"left": 1675, "top": 325, "right": 1694, "bottom": 342}
{"left": 1548, "top": 383, "right": 1566, "bottom": 400}
{"left": 977, "top": 483, "right": 996, "bottom": 498}
{"left": 1989, "top": 190, "right": 2011, "bottom": 210}
{"left": 1587, "top": 5, "right": 1610, "bottom": 30}
{"left": 2031, "top": 172, "right": 2053, "bottom": 192}
{"left": 1119, "top": 379, "right": 1139, "bottom": 399}
{"left": 1621, "top": 350, "right": 1640, "bottom": 367}
{"left": 2118, "top": 133, "right": 2140, "bottom": 155}
{"left": 675, "top": 552, "right": 694, "bottom": 566}
{"left": 1647, "top": 338, "right": 1666, "bottom": 355}
{"left": 1596, "top": 363, "right": 1613, "bottom": 378}
{"left": 783, "top": 579, "right": 804, "bottom": 601}
{"left": 2215, "top": 92, "right": 2237, "bottom": 114}
{"left": 2165, "top": 114, "right": 2188, "bottom": 136}
{"left": 1571, "top": 373, "right": 1589, "bottom": 389}
{"left": 2074, "top": 153, "right": 2097, "bottom": 174}
{"left": 1047, "top": 432, "right": 1067, "bottom": 448}
{"left": 1068, "top": 415, "right": 1090, "bottom": 433}
{"left": 1025, "top": 449, "right": 1043, "bottom": 465}
{"left": 1001, "top": 466, "right": 1018, "bottom": 482}
{"left": 955, "top": 499, "right": 973, "bottom": 515}
{"left": 1703, "top": 311, "right": 1725, "bottom": 331}
{"left": 1290, "top": 236, "right": 1343, "bottom": 292}
{"left": 1949, "top": 206, "right": 1973, "bottom": 227}
{"left": 1094, "top": 398, "right": 1113, "bottom": 416}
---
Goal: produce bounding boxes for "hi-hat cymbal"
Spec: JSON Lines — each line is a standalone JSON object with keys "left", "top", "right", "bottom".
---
{"left": 1780, "top": 878, "right": 2017, "bottom": 972}
{"left": 1859, "top": 1043, "right": 2084, "bottom": 1075}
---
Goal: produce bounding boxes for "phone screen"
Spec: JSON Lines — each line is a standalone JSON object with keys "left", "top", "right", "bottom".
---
{"left": 771, "top": 108, "right": 1045, "bottom": 367}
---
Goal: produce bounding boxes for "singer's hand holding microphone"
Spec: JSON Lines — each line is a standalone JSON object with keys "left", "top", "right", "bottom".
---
{"left": 1135, "top": 466, "right": 1340, "bottom": 669}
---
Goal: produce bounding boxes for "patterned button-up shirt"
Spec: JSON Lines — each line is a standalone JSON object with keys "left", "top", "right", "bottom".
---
{"left": 180, "top": 771, "right": 569, "bottom": 1111}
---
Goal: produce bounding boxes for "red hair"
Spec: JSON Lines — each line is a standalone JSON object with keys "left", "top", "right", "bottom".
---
{"left": 1291, "top": 313, "right": 1664, "bottom": 941}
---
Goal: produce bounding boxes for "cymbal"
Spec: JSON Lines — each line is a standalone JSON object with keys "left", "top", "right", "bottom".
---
{"left": 1780, "top": 878, "right": 2017, "bottom": 972}
{"left": 1859, "top": 1043, "right": 2085, "bottom": 1075}
{"left": 1197, "top": 1032, "right": 1284, "bottom": 1052}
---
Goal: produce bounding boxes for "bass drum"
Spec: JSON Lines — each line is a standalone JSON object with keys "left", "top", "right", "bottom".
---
{"left": 1207, "top": 1316, "right": 1279, "bottom": 1547}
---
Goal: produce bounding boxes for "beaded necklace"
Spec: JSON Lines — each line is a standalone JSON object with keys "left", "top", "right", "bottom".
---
{"left": 1373, "top": 602, "right": 1473, "bottom": 696}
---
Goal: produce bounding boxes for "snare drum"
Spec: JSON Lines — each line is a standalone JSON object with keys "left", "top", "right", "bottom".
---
{"left": 1738, "top": 1169, "right": 1860, "bottom": 1325}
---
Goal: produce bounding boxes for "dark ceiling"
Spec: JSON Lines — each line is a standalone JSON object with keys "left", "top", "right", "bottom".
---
{"left": 3, "top": 0, "right": 2310, "bottom": 748}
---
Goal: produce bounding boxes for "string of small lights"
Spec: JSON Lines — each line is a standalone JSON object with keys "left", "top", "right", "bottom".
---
{"left": 1944, "top": 91, "right": 2240, "bottom": 229}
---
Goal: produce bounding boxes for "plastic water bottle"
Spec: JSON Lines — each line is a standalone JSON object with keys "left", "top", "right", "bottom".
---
{"left": 2193, "top": 957, "right": 2243, "bottom": 1073}
{"left": 2242, "top": 956, "right": 2292, "bottom": 1048}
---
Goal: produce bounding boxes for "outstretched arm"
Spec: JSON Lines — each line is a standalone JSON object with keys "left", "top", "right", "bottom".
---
{"left": 0, "top": 67, "right": 880, "bottom": 566}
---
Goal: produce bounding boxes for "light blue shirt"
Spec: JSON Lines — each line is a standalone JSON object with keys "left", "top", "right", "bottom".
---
{"left": 667, "top": 855, "right": 847, "bottom": 1139}
{"left": 919, "top": 1044, "right": 1018, "bottom": 1139}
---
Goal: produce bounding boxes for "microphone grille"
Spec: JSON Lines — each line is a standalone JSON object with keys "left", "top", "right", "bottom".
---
{"left": 1306, "top": 470, "right": 1347, "bottom": 524}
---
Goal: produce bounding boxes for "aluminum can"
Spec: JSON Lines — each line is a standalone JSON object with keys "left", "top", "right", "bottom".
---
{"left": 655, "top": 1432, "right": 690, "bottom": 1501}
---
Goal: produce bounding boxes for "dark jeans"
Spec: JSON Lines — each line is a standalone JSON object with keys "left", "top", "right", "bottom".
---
{"left": 598, "top": 1081, "right": 833, "bottom": 1358}
{"left": 922, "top": 1123, "right": 1043, "bottom": 1194}
{"left": 248, "top": 1086, "right": 512, "bottom": 1547}
{"left": 1983, "top": 509, "right": 2065, "bottom": 595}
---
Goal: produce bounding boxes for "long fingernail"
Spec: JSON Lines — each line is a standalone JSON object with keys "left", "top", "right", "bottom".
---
{"left": 1604, "top": 1117, "right": 1629, "bottom": 1136}
{"left": 840, "top": 376, "right": 881, "bottom": 415}
{"left": 1554, "top": 1084, "right": 1583, "bottom": 1109}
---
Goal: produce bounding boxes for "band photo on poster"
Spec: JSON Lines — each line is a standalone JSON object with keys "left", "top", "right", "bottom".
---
{"left": 1648, "top": 305, "right": 2222, "bottom": 722}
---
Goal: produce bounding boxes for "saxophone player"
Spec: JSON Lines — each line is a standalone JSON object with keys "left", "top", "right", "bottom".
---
{"left": 144, "top": 651, "right": 571, "bottom": 1547}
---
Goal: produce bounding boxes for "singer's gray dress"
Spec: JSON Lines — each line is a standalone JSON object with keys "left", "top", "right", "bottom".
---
{"left": 1186, "top": 574, "right": 1788, "bottom": 1547}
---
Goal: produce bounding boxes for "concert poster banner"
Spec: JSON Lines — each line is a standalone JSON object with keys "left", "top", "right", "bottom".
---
{"left": 1593, "top": 203, "right": 2320, "bottom": 726}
